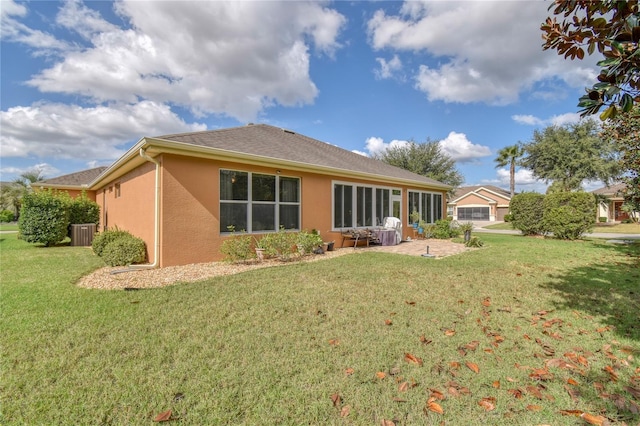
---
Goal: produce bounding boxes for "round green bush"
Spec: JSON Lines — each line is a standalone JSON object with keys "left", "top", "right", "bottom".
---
{"left": 510, "top": 192, "right": 545, "bottom": 235}
{"left": 92, "top": 228, "right": 134, "bottom": 256}
{"left": 18, "top": 190, "right": 69, "bottom": 246}
{"left": 68, "top": 193, "right": 99, "bottom": 225}
{"left": 101, "top": 236, "right": 147, "bottom": 266}
{"left": 542, "top": 191, "right": 595, "bottom": 240}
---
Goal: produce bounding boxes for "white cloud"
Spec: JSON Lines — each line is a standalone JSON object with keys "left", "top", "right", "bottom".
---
{"left": 374, "top": 55, "right": 402, "bottom": 80}
{"left": 496, "top": 168, "right": 541, "bottom": 186}
{"left": 0, "top": 101, "right": 206, "bottom": 160}
{"left": 367, "top": 1, "right": 599, "bottom": 105}
{"left": 364, "top": 136, "right": 409, "bottom": 156}
{"left": 438, "top": 132, "right": 491, "bottom": 163}
{"left": 351, "top": 149, "right": 369, "bottom": 157}
{"left": 512, "top": 112, "right": 582, "bottom": 127}
{"left": 0, "top": 163, "right": 60, "bottom": 180}
{"left": 21, "top": 1, "right": 346, "bottom": 122}
{"left": 0, "top": 0, "right": 72, "bottom": 52}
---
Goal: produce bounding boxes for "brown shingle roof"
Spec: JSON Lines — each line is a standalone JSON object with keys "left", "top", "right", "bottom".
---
{"left": 155, "top": 124, "right": 448, "bottom": 188}
{"left": 451, "top": 185, "right": 510, "bottom": 200}
{"left": 40, "top": 167, "right": 108, "bottom": 187}
{"left": 591, "top": 182, "right": 627, "bottom": 196}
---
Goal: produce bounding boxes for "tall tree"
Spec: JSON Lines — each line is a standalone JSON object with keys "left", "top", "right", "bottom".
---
{"left": 494, "top": 143, "right": 524, "bottom": 198}
{"left": 374, "top": 140, "right": 464, "bottom": 189}
{"left": 541, "top": 1, "right": 640, "bottom": 120}
{"left": 521, "top": 120, "right": 620, "bottom": 191}
{"left": 0, "top": 169, "right": 46, "bottom": 219}
{"left": 601, "top": 107, "right": 640, "bottom": 212}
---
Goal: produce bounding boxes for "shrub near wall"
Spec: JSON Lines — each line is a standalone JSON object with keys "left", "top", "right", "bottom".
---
{"left": 92, "top": 228, "right": 147, "bottom": 266}
{"left": 18, "top": 190, "right": 69, "bottom": 246}
{"left": 510, "top": 192, "right": 546, "bottom": 235}
{"left": 543, "top": 191, "right": 595, "bottom": 240}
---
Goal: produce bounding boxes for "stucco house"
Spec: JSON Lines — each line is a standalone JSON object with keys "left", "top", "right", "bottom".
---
{"left": 592, "top": 182, "right": 638, "bottom": 222}
{"left": 38, "top": 124, "right": 450, "bottom": 267}
{"left": 447, "top": 185, "right": 511, "bottom": 222}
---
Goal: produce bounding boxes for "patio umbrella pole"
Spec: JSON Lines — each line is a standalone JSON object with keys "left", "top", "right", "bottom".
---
{"left": 421, "top": 245, "right": 435, "bottom": 258}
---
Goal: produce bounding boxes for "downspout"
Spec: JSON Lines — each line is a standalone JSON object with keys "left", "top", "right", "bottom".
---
{"left": 132, "top": 147, "right": 161, "bottom": 269}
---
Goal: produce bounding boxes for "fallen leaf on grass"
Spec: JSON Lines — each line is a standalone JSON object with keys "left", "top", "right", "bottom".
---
{"left": 405, "top": 353, "right": 423, "bottom": 366}
{"left": 385, "top": 319, "right": 393, "bottom": 325}
{"left": 465, "top": 361, "right": 480, "bottom": 374}
{"left": 567, "top": 378, "right": 580, "bottom": 386}
{"left": 482, "top": 297, "right": 491, "bottom": 307}
{"left": 345, "top": 368, "right": 354, "bottom": 376}
{"left": 559, "top": 409, "right": 584, "bottom": 417}
{"left": 429, "top": 388, "right": 445, "bottom": 400}
{"left": 340, "top": 405, "right": 350, "bottom": 417}
{"left": 444, "top": 329, "right": 456, "bottom": 336}
{"left": 425, "top": 400, "right": 444, "bottom": 414}
{"left": 526, "top": 405, "right": 543, "bottom": 411}
{"left": 381, "top": 420, "right": 395, "bottom": 426}
{"left": 580, "top": 412, "right": 608, "bottom": 425}
{"left": 405, "top": 300, "right": 416, "bottom": 305}
{"left": 419, "top": 334, "right": 433, "bottom": 345}
{"left": 330, "top": 393, "right": 342, "bottom": 408}
{"left": 398, "top": 381, "right": 409, "bottom": 392}
{"left": 603, "top": 365, "right": 619, "bottom": 382}
{"left": 478, "top": 397, "right": 496, "bottom": 411}
{"left": 625, "top": 384, "right": 640, "bottom": 399}
{"left": 376, "top": 372, "right": 386, "bottom": 379}
{"left": 508, "top": 388, "right": 524, "bottom": 399}
{"left": 328, "top": 339, "right": 340, "bottom": 346}
{"left": 153, "top": 410, "right": 172, "bottom": 422}
{"left": 564, "top": 384, "right": 580, "bottom": 401}
{"left": 492, "top": 381, "right": 500, "bottom": 389}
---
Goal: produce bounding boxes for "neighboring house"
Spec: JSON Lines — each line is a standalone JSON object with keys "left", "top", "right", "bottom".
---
{"left": 38, "top": 124, "right": 450, "bottom": 267}
{"left": 447, "top": 185, "right": 511, "bottom": 222}
{"left": 592, "top": 182, "right": 638, "bottom": 222}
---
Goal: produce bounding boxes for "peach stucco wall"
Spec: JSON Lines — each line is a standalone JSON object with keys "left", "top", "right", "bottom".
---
{"left": 95, "top": 162, "right": 156, "bottom": 263}
{"left": 95, "top": 152, "right": 447, "bottom": 267}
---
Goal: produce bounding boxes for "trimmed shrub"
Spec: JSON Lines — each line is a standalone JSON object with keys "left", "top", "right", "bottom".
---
{"left": 101, "top": 235, "right": 147, "bottom": 266}
{"left": 69, "top": 193, "right": 100, "bottom": 225}
{"left": 510, "top": 192, "right": 545, "bottom": 235}
{"left": 296, "top": 230, "right": 323, "bottom": 255}
{"left": 18, "top": 190, "right": 69, "bottom": 246}
{"left": 598, "top": 217, "right": 608, "bottom": 223}
{"left": 431, "top": 218, "right": 461, "bottom": 239}
{"left": 260, "top": 227, "right": 298, "bottom": 261}
{"left": 92, "top": 228, "right": 133, "bottom": 257}
{"left": 0, "top": 209, "right": 14, "bottom": 223}
{"left": 542, "top": 191, "right": 595, "bottom": 240}
{"left": 220, "top": 232, "right": 254, "bottom": 263}
{"left": 503, "top": 213, "right": 513, "bottom": 223}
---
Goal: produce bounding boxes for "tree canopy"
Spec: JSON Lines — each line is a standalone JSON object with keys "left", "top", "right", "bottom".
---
{"left": 373, "top": 140, "right": 464, "bottom": 189}
{"left": 521, "top": 120, "right": 620, "bottom": 191}
{"left": 541, "top": 0, "right": 640, "bottom": 120}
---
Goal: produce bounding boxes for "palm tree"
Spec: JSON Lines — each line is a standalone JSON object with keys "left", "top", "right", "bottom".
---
{"left": 494, "top": 144, "right": 524, "bottom": 198}
{"left": 1, "top": 170, "right": 46, "bottom": 220}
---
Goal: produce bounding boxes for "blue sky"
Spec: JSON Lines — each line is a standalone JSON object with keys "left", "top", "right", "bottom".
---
{"left": 1, "top": 0, "right": 602, "bottom": 191}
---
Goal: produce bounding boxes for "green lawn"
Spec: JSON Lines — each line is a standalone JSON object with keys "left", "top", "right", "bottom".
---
{"left": 483, "top": 221, "right": 640, "bottom": 234}
{"left": 0, "top": 222, "right": 19, "bottom": 232}
{"left": 1, "top": 233, "right": 639, "bottom": 425}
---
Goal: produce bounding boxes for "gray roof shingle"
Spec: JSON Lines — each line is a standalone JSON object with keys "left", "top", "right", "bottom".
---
{"left": 156, "top": 124, "right": 448, "bottom": 188}
{"left": 40, "top": 167, "right": 108, "bottom": 187}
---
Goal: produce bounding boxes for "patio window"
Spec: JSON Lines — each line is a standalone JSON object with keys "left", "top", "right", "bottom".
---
{"left": 220, "top": 170, "right": 299, "bottom": 233}
{"left": 334, "top": 183, "right": 395, "bottom": 229}
{"left": 408, "top": 191, "right": 443, "bottom": 224}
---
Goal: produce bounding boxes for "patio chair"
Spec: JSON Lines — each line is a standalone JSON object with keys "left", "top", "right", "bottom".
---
{"left": 382, "top": 217, "right": 402, "bottom": 244}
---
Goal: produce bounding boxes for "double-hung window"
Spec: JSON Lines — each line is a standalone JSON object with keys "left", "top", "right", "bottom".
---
{"left": 220, "top": 170, "right": 300, "bottom": 233}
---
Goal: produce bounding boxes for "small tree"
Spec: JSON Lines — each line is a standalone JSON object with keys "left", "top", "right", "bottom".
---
{"left": 542, "top": 192, "right": 596, "bottom": 240}
{"left": 510, "top": 192, "right": 546, "bottom": 236}
{"left": 68, "top": 192, "right": 100, "bottom": 225}
{"left": 18, "top": 190, "right": 69, "bottom": 246}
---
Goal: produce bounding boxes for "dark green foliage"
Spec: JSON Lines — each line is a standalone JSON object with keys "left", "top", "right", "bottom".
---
{"left": 510, "top": 192, "right": 546, "bottom": 235}
{"left": 431, "top": 218, "right": 461, "bottom": 239}
{"left": 68, "top": 193, "right": 99, "bottom": 225}
{"left": 18, "top": 190, "right": 69, "bottom": 246}
{"left": 599, "top": 217, "right": 608, "bottom": 223}
{"left": 503, "top": 213, "right": 513, "bottom": 222}
{"left": 543, "top": 192, "right": 596, "bottom": 240}
{"left": 92, "top": 228, "right": 133, "bottom": 257}
{"left": 100, "top": 235, "right": 147, "bottom": 266}
{"left": 0, "top": 209, "right": 14, "bottom": 222}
